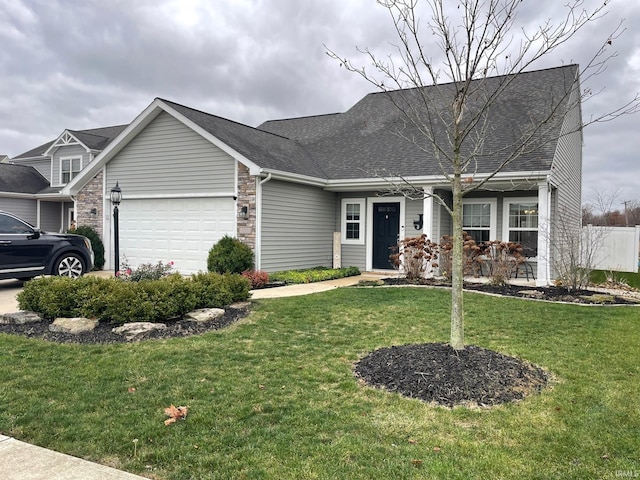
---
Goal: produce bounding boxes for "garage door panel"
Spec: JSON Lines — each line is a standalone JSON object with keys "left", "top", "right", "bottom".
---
{"left": 119, "top": 198, "right": 235, "bottom": 274}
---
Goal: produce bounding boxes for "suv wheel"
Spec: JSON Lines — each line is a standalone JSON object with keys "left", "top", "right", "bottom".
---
{"left": 55, "top": 254, "right": 85, "bottom": 278}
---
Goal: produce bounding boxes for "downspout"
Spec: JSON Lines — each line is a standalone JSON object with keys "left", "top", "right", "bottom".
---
{"left": 255, "top": 173, "right": 272, "bottom": 271}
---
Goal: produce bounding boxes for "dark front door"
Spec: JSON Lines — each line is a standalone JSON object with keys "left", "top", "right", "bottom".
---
{"left": 372, "top": 202, "right": 400, "bottom": 269}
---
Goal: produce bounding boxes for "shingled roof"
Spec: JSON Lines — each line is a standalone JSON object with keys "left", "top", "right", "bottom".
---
{"left": 0, "top": 163, "right": 49, "bottom": 193}
{"left": 161, "top": 100, "right": 328, "bottom": 178}
{"left": 258, "top": 64, "right": 579, "bottom": 180}
{"left": 13, "top": 125, "right": 128, "bottom": 159}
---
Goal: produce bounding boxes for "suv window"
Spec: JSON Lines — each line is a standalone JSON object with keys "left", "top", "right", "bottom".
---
{"left": 0, "top": 213, "right": 33, "bottom": 234}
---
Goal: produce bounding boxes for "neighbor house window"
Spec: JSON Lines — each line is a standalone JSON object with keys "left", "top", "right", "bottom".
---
{"left": 341, "top": 198, "right": 365, "bottom": 244}
{"left": 503, "top": 198, "right": 538, "bottom": 255}
{"left": 462, "top": 199, "right": 497, "bottom": 244}
{"left": 60, "top": 157, "right": 82, "bottom": 184}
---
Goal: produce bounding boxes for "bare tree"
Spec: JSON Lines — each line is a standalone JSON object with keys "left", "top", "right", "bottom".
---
{"left": 327, "top": 0, "right": 639, "bottom": 350}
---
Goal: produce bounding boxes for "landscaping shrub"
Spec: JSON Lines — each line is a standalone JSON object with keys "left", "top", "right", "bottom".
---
{"left": 72, "top": 225, "right": 105, "bottom": 270}
{"left": 268, "top": 266, "right": 361, "bottom": 284}
{"left": 390, "top": 235, "right": 438, "bottom": 280}
{"left": 241, "top": 269, "right": 270, "bottom": 289}
{"left": 117, "top": 258, "right": 174, "bottom": 281}
{"left": 479, "top": 240, "right": 525, "bottom": 285}
{"left": 190, "top": 272, "right": 251, "bottom": 308}
{"left": 17, "top": 272, "right": 250, "bottom": 324}
{"left": 438, "top": 233, "right": 483, "bottom": 279}
{"left": 207, "top": 236, "right": 254, "bottom": 274}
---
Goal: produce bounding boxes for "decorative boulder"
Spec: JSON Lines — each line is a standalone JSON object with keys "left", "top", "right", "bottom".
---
{"left": 0, "top": 312, "right": 42, "bottom": 325}
{"left": 183, "top": 308, "right": 225, "bottom": 323}
{"left": 113, "top": 322, "right": 167, "bottom": 341}
{"left": 50, "top": 317, "right": 99, "bottom": 334}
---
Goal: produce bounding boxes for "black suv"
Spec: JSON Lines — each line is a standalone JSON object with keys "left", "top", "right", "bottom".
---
{"left": 0, "top": 211, "right": 94, "bottom": 280}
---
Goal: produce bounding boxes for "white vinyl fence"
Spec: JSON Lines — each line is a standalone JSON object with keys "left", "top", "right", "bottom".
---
{"left": 582, "top": 225, "right": 640, "bottom": 272}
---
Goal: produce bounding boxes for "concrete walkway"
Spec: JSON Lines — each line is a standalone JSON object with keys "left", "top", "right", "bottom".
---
{"left": 0, "top": 272, "right": 384, "bottom": 480}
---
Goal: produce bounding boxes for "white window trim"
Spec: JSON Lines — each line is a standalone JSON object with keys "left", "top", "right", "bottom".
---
{"left": 341, "top": 198, "right": 365, "bottom": 245}
{"left": 60, "top": 156, "right": 83, "bottom": 185}
{"left": 502, "top": 197, "right": 539, "bottom": 257}
{"left": 462, "top": 198, "right": 497, "bottom": 240}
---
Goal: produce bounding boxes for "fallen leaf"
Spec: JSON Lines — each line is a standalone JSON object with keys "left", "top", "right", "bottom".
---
{"left": 128, "top": 387, "right": 136, "bottom": 393}
{"left": 411, "top": 459, "right": 423, "bottom": 467}
{"left": 433, "top": 447, "right": 441, "bottom": 453}
{"left": 259, "top": 385, "right": 266, "bottom": 390}
{"left": 408, "top": 438, "right": 418, "bottom": 444}
{"left": 164, "top": 404, "right": 188, "bottom": 426}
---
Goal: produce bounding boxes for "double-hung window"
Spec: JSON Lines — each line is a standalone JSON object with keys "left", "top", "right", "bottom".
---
{"left": 503, "top": 198, "right": 538, "bottom": 256}
{"left": 341, "top": 198, "right": 365, "bottom": 244}
{"left": 462, "top": 199, "right": 496, "bottom": 244}
{"left": 60, "top": 157, "right": 82, "bottom": 184}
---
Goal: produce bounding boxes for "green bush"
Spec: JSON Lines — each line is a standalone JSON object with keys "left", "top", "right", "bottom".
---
{"left": 17, "top": 272, "right": 251, "bottom": 325}
{"left": 268, "top": 266, "right": 361, "bottom": 284}
{"left": 190, "top": 272, "right": 251, "bottom": 309}
{"left": 73, "top": 225, "right": 105, "bottom": 270}
{"left": 207, "top": 236, "right": 254, "bottom": 274}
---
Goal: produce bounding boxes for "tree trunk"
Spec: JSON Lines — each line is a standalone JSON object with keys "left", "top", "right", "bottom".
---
{"left": 450, "top": 167, "right": 464, "bottom": 350}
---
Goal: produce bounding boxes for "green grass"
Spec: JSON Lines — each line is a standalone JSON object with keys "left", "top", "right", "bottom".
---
{"left": 592, "top": 269, "right": 640, "bottom": 289}
{"left": 1, "top": 287, "right": 639, "bottom": 479}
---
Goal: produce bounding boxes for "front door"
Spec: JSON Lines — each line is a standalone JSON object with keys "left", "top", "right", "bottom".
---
{"left": 372, "top": 202, "right": 400, "bottom": 269}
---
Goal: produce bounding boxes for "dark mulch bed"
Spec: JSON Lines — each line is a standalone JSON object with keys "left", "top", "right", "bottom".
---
{"left": 382, "top": 277, "right": 640, "bottom": 305}
{"left": 0, "top": 305, "right": 250, "bottom": 344}
{"left": 355, "top": 343, "right": 549, "bottom": 408}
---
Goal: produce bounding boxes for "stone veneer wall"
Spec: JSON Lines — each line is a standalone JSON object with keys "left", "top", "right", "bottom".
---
{"left": 236, "top": 163, "right": 257, "bottom": 252}
{"left": 76, "top": 170, "right": 104, "bottom": 238}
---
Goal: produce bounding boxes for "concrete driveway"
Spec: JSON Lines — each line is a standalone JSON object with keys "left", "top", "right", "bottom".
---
{"left": 0, "top": 279, "right": 22, "bottom": 314}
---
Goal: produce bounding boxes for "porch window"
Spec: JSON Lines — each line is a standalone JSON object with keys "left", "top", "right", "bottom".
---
{"left": 341, "top": 198, "right": 365, "bottom": 244}
{"left": 61, "top": 157, "right": 82, "bottom": 184}
{"left": 504, "top": 199, "right": 538, "bottom": 255}
{"left": 462, "top": 199, "right": 497, "bottom": 244}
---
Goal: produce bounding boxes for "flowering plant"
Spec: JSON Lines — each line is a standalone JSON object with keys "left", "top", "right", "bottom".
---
{"left": 116, "top": 257, "right": 175, "bottom": 282}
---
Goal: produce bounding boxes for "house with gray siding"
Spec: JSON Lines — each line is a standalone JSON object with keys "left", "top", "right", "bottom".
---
{"left": 3, "top": 125, "right": 127, "bottom": 232}
{"left": 11, "top": 65, "right": 582, "bottom": 286}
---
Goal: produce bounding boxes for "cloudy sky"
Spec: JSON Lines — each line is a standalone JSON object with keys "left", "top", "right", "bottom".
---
{"left": 1, "top": 0, "right": 639, "bottom": 208}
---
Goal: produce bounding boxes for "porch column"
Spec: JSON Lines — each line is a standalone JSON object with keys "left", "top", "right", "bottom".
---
{"left": 537, "top": 181, "right": 551, "bottom": 286}
{"left": 423, "top": 187, "right": 434, "bottom": 240}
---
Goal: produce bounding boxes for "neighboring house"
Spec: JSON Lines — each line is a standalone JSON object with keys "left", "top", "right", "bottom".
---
{"left": 11, "top": 65, "right": 581, "bottom": 286}
{"left": 5, "top": 125, "right": 127, "bottom": 231}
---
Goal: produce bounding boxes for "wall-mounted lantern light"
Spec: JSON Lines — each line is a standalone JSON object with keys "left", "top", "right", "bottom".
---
{"left": 240, "top": 205, "right": 249, "bottom": 220}
{"left": 90, "top": 208, "right": 97, "bottom": 215}
{"left": 413, "top": 213, "right": 424, "bottom": 230}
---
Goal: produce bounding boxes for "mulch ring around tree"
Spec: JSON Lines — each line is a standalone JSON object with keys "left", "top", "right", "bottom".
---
{"left": 355, "top": 343, "right": 550, "bottom": 408}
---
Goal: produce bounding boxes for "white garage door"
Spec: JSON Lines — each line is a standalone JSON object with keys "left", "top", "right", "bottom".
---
{"left": 118, "top": 197, "right": 236, "bottom": 274}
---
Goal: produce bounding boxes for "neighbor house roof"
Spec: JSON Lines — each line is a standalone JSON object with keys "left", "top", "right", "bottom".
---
{"left": 13, "top": 125, "right": 128, "bottom": 159}
{"left": 0, "top": 163, "right": 49, "bottom": 193}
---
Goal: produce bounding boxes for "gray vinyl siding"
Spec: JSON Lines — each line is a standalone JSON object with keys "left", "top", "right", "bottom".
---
{"left": 40, "top": 201, "right": 62, "bottom": 232}
{"left": 261, "top": 180, "right": 336, "bottom": 272}
{"left": 106, "top": 112, "right": 235, "bottom": 196}
{"left": 9, "top": 157, "right": 52, "bottom": 182}
{"left": 405, "top": 197, "right": 423, "bottom": 236}
{"left": 0, "top": 198, "right": 37, "bottom": 224}
{"left": 545, "top": 81, "right": 582, "bottom": 278}
{"left": 52, "top": 145, "right": 91, "bottom": 186}
{"left": 341, "top": 244, "right": 366, "bottom": 270}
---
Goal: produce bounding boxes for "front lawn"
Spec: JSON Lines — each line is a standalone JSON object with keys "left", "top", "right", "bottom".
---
{"left": 0, "top": 288, "right": 638, "bottom": 479}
